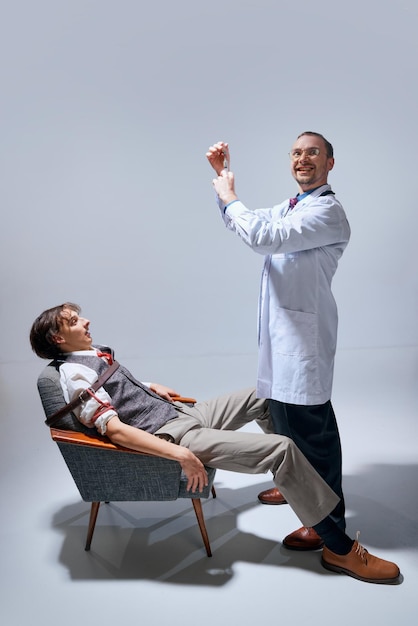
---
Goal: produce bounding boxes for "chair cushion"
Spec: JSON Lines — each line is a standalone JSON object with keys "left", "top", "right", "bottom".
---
{"left": 56, "top": 442, "right": 184, "bottom": 501}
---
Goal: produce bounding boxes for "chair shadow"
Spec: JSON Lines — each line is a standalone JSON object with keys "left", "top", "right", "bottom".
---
{"left": 52, "top": 463, "right": 418, "bottom": 583}
{"left": 53, "top": 481, "right": 288, "bottom": 583}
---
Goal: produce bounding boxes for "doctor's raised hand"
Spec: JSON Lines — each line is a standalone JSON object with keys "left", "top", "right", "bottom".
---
{"left": 206, "top": 141, "right": 230, "bottom": 175}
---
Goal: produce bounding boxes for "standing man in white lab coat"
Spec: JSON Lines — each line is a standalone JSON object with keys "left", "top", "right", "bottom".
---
{"left": 206, "top": 132, "right": 350, "bottom": 550}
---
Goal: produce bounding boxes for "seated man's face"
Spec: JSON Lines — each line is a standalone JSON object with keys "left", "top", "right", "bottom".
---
{"left": 53, "top": 308, "right": 93, "bottom": 353}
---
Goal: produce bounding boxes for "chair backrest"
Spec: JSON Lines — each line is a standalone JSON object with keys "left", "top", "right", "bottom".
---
{"left": 37, "top": 361, "right": 95, "bottom": 433}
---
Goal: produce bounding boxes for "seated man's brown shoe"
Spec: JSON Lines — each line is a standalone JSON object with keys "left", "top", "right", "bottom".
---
{"left": 322, "top": 541, "right": 400, "bottom": 584}
{"left": 257, "top": 487, "right": 287, "bottom": 505}
{"left": 283, "top": 526, "right": 324, "bottom": 551}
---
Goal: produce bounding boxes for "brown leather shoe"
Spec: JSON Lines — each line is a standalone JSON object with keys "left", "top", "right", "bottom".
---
{"left": 322, "top": 540, "right": 400, "bottom": 584}
{"left": 283, "top": 526, "right": 324, "bottom": 551}
{"left": 257, "top": 487, "right": 287, "bottom": 505}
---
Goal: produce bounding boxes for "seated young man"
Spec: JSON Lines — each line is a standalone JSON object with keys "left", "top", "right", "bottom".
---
{"left": 30, "top": 302, "right": 401, "bottom": 584}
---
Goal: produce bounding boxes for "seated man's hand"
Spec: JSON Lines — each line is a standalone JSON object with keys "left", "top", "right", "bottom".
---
{"left": 149, "top": 383, "right": 179, "bottom": 400}
{"left": 178, "top": 448, "right": 209, "bottom": 493}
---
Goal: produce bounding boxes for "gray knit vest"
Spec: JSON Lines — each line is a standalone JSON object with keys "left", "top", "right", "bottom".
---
{"left": 57, "top": 346, "right": 179, "bottom": 433}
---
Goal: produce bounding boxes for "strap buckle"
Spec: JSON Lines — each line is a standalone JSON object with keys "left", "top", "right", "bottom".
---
{"left": 78, "top": 388, "right": 92, "bottom": 403}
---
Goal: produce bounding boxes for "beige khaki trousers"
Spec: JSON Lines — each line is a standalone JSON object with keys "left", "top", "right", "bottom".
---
{"left": 155, "top": 388, "right": 340, "bottom": 528}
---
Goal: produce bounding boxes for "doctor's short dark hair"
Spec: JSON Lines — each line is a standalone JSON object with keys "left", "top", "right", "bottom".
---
{"left": 30, "top": 302, "right": 81, "bottom": 359}
{"left": 298, "top": 131, "right": 334, "bottom": 158}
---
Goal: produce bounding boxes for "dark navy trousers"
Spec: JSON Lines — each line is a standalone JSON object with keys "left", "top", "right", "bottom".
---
{"left": 269, "top": 399, "right": 346, "bottom": 531}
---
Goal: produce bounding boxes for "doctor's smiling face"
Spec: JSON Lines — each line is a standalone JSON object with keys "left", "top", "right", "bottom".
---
{"left": 290, "top": 132, "right": 334, "bottom": 192}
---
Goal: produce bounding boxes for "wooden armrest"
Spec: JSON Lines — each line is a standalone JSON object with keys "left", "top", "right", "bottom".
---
{"left": 50, "top": 428, "right": 143, "bottom": 454}
{"left": 171, "top": 395, "right": 196, "bottom": 404}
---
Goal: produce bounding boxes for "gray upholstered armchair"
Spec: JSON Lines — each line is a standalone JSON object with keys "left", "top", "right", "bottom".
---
{"left": 37, "top": 362, "right": 216, "bottom": 556}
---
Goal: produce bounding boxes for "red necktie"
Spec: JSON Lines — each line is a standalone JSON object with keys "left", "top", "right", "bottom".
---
{"left": 288, "top": 196, "right": 298, "bottom": 210}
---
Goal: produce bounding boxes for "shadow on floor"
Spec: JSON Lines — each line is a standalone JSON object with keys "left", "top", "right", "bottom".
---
{"left": 343, "top": 462, "right": 418, "bottom": 549}
{"left": 51, "top": 463, "right": 417, "bottom": 583}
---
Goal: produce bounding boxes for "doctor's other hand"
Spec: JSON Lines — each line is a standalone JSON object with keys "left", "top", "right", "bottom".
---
{"left": 206, "top": 141, "right": 230, "bottom": 175}
{"left": 212, "top": 170, "right": 238, "bottom": 206}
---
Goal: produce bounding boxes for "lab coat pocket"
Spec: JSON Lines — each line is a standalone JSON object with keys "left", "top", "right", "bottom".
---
{"left": 271, "top": 307, "right": 317, "bottom": 357}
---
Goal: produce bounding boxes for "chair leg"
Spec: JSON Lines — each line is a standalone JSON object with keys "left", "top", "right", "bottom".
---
{"left": 85, "top": 502, "right": 101, "bottom": 551}
{"left": 211, "top": 486, "right": 216, "bottom": 498}
{"left": 192, "top": 498, "right": 212, "bottom": 557}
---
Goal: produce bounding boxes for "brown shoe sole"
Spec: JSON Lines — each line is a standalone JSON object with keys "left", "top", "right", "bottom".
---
{"left": 283, "top": 540, "right": 324, "bottom": 551}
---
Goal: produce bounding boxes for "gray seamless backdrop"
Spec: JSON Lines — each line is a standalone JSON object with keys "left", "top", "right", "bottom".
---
{"left": 1, "top": 0, "right": 417, "bottom": 388}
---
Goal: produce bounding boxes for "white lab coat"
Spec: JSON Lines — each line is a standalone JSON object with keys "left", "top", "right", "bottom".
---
{"left": 220, "top": 184, "right": 350, "bottom": 405}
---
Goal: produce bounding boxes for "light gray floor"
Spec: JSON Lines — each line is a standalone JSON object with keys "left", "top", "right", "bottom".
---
{"left": 1, "top": 347, "right": 417, "bottom": 626}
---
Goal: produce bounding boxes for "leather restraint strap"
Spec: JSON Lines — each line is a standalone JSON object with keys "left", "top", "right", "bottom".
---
{"left": 44, "top": 360, "right": 120, "bottom": 427}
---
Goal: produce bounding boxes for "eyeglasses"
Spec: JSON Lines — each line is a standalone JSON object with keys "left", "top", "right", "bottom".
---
{"left": 289, "top": 147, "right": 320, "bottom": 160}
